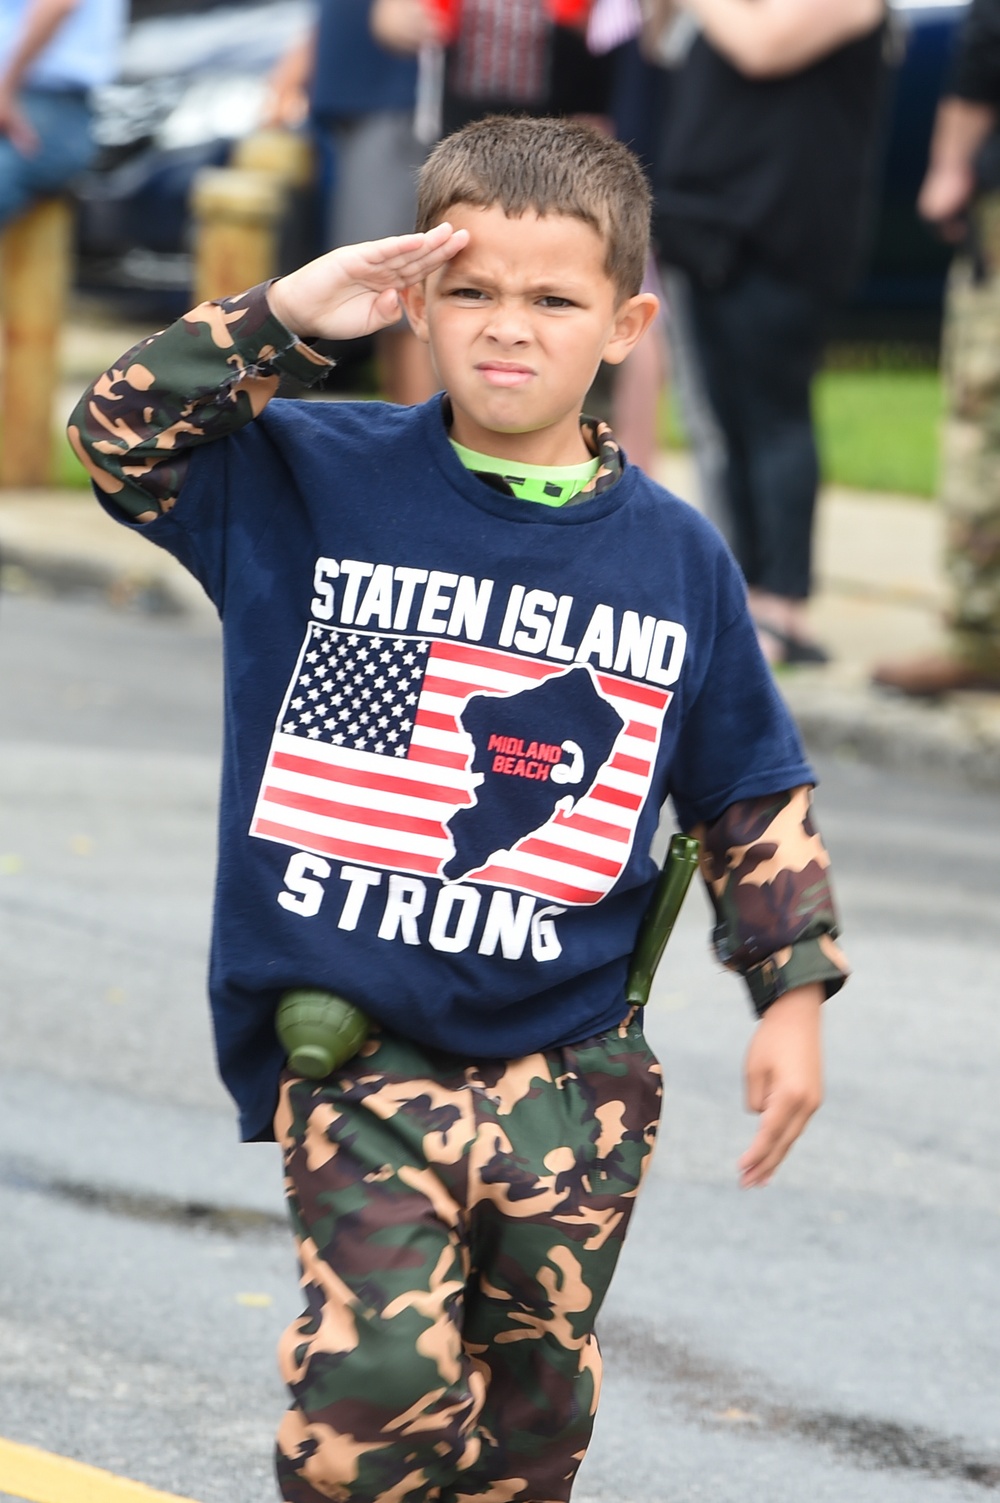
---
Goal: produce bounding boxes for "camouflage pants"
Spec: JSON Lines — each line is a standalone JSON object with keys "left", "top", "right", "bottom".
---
{"left": 941, "top": 193, "right": 1000, "bottom": 668}
{"left": 272, "top": 1016, "right": 662, "bottom": 1503}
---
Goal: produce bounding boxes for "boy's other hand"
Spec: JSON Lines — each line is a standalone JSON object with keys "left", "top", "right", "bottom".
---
{"left": 267, "top": 224, "right": 469, "bottom": 344}
{"left": 738, "top": 984, "right": 823, "bottom": 1188}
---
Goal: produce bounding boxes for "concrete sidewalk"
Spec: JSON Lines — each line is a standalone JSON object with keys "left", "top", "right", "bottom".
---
{"left": 663, "top": 453, "right": 1000, "bottom": 790}
{"left": 2, "top": 444, "right": 998, "bottom": 791}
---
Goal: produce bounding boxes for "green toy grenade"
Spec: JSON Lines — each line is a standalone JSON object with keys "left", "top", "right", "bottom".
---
{"left": 275, "top": 989, "right": 371, "bottom": 1079}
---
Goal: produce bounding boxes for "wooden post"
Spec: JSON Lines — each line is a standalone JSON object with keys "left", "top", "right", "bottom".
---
{"left": 230, "top": 127, "right": 314, "bottom": 189}
{"left": 0, "top": 197, "right": 72, "bottom": 487}
{"left": 191, "top": 168, "right": 287, "bottom": 305}
{"left": 191, "top": 130, "right": 314, "bottom": 305}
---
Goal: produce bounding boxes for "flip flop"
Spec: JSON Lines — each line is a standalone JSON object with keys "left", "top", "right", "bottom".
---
{"left": 755, "top": 621, "right": 830, "bottom": 667}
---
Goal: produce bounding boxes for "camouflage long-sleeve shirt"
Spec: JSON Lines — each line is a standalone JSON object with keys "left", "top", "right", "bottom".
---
{"left": 68, "top": 282, "right": 848, "bottom": 1017}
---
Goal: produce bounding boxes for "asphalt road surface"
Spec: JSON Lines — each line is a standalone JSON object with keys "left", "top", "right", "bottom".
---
{"left": 1, "top": 588, "right": 998, "bottom": 1503}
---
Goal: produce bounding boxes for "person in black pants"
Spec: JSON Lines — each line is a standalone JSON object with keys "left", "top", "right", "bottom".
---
{"left": 653, "top": 0, "right": 887, "bottom": 664}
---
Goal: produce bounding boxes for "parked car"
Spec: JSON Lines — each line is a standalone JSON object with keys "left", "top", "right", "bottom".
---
{"left": 74, "top": 0, "right": 316, "bottom": 315}
{"left": 75, "top": 0, "right": 970, "bottom": 337}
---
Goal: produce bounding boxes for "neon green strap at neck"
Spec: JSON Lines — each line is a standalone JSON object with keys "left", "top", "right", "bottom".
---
{"left": 450, "top": 439, "right": 600, "bottom": 507}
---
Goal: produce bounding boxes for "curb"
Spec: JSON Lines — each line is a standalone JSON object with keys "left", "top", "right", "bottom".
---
{"left": 0, "top": 538, "right": 212, "bottom": 619}
{"left": 4, "top": 534, "right": 1000, "bottom": 795}
{"left": 782, "top": 673, "right": 1000, "bottom": 793}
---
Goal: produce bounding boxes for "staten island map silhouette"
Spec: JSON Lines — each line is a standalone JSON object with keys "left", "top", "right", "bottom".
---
{"left": 444, "top": 666, "right": 624, "bottom": 881}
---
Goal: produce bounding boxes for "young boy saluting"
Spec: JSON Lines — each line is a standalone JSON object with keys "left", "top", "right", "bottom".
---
{"left": 70, "top": 117, "right": 846, "bottom": 1503}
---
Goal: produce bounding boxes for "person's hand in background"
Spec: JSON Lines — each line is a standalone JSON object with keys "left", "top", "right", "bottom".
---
{"left": 371, "top": 0, "right": 447, "bottom": 55}
{"left": 682, "top": 0, "right": 883, "bottom": 78}
{"left": 0, "top": 0, "right": 85, "bottom": 153}
{"left": 918, "top": 97, "right": 997, "bottom": 240}
{"left": 261, "top": 28, "right": 315, "bottom": 130}
{"left": 0, "top": 79, "right": 38, "bottom": 153}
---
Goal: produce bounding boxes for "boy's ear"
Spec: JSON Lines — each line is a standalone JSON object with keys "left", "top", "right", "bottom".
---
{"left": 399, "top": 281, "right": 430, "bottom": 343}
{"left": 601, "top": 293, "right": 660, "bottom": 366}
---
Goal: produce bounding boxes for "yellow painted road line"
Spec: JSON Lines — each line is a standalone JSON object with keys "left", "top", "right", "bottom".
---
{"left": 0, "top": 1437, "right": 200, "bottom": 1503}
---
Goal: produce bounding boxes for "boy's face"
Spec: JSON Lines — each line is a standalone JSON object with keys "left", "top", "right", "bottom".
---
{"left": 402, "top": 204, "right": 657, "bottom": 464}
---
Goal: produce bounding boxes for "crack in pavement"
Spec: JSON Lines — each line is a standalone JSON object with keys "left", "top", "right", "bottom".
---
{"left": 0, "top": 1159, "right": 286, "bottom": 1238}
{"left": 602, "top": 1317, "right": 1000, "bottom": 1488}
{"left": 5, "top": 1166, "right": 998, "bottom": 1487}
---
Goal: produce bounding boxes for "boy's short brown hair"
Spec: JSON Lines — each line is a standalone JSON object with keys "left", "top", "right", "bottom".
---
{"left": 415, "top": 115, "right": 651, "bottom": 301}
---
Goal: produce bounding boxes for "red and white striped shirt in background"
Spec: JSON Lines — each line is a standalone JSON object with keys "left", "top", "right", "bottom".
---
{"left": 452, "top": 0, "right": 550, "bottom": 104}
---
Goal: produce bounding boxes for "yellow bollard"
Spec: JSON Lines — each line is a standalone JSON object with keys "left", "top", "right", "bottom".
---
{"left": 191, "top": 131, "right": 315, "bottom": 305}
{"left": 191, "top": 168, "right": 287, "bottom": 305}
{"left": 0, "top": 197, "right": 72, "bottom": 487}
{"left": 231, "top": 127, "right": 314, "bottom": 189}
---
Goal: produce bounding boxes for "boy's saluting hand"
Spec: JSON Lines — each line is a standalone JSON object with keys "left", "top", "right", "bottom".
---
{"left": 266, "top": 223, "right": 470, "bottom": 344}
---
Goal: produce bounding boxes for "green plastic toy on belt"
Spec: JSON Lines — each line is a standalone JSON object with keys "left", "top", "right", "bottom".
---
{"left": 275, "top": 834, "right": 702, "bottom": 1078}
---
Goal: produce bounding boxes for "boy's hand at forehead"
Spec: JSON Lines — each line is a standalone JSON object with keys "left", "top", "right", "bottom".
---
{"left": 267, "top": 224, "right": 469, "bottom": 344}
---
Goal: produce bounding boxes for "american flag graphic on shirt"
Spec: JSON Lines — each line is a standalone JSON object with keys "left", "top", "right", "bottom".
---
{"left": 250, "top": 623, "right": 672, "bottom": 906}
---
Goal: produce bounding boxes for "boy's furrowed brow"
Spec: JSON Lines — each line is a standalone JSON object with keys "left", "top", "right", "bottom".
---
{"left": 436, "top": 265, "right": 591, "bottom": 297}
{"left": 528, "top": 278, "right": 589, "bottom": 296}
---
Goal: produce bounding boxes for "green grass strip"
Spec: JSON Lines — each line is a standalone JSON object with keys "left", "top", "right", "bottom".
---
{"left": 814, "top": 368, "right": 942, "bottom": 497}
{"left": 660, "top": 367, "right": 944, "bottom": 499}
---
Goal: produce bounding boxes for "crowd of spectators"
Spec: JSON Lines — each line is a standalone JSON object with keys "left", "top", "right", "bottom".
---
{"left": 267, "top": 0, "right": 891, "bottom": 668}
{"left": 9, "top": 0, "right": 1000, "bottom": 689}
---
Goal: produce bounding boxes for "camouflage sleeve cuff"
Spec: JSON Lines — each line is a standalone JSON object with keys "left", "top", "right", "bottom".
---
{"left": 248, "top": 283, "right": 337, "bottom": 386}
{"left": 66, "top": 281, "right": 333, "bottom": 521}
{"left": 742, "top": 934, "right": 850, "bottom": 1018}
{"left": 691, "top": 785, "right": 850, "bottom": 1019}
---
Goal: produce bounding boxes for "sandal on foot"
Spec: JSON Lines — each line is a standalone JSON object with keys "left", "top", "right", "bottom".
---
{"left": 755, "top": 621, "right": 830, "bottom": 666}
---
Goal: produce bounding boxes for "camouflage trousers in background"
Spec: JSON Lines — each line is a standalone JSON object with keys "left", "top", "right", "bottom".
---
{"left": 940, "top": 192, "right": 1000, "bottom": 670}
{"left": 273, "top": 1016, "right": 662, "bottom": 1503}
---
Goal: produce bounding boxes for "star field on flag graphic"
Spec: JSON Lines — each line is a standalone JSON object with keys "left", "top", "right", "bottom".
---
{"left": 279, "top": 629, "right": 430, "bottom": 757}
{"left": 250, "top": 622, "right": 673, "bottom": 905}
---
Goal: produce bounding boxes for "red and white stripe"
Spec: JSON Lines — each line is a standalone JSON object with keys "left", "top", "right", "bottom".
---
{"left": 469, "top": 669, "right": 670, "bottom": 904}
{"left": 250, "top": 632, "right": 670, "bottom": 905}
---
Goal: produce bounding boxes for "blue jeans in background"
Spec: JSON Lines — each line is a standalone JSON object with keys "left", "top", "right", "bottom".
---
{"left": 0, "top": 87, "right": 96, "bottom": 229}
